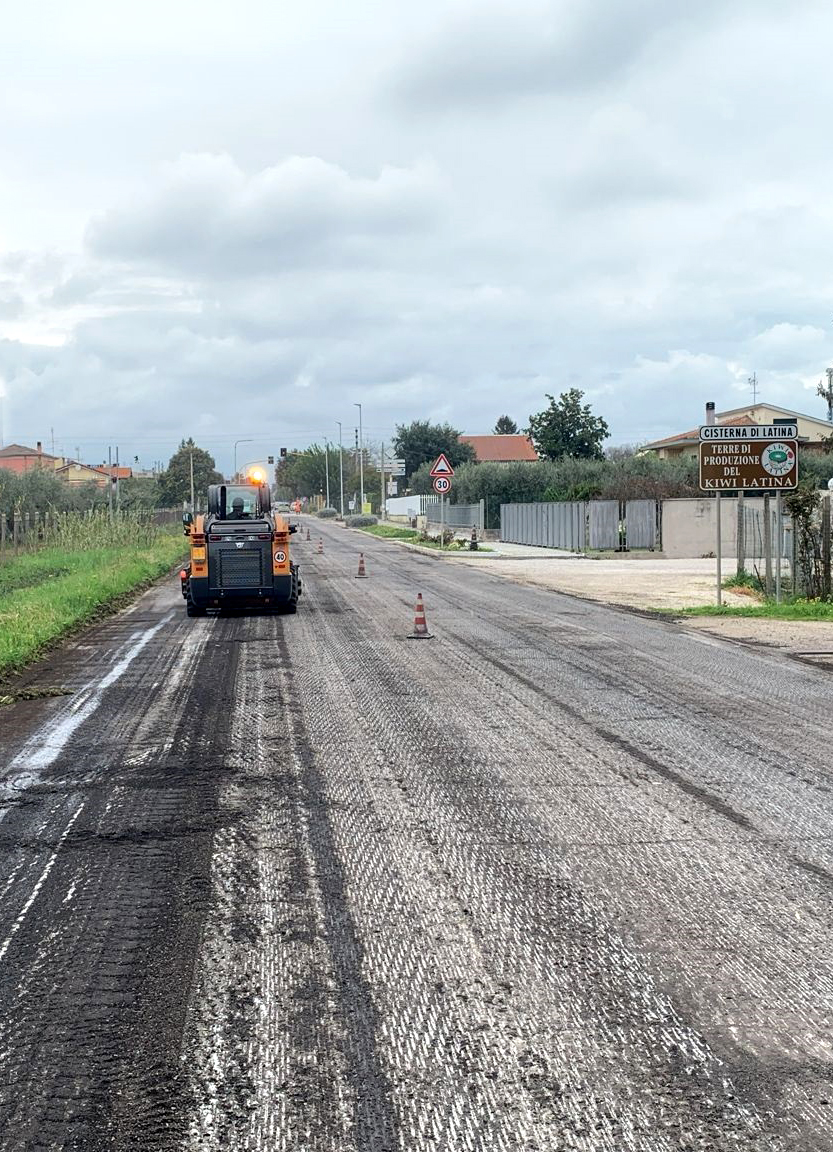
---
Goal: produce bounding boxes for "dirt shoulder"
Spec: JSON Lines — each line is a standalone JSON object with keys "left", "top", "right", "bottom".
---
{"left": 449, "top": 550, "right": 833, "bottom": 654}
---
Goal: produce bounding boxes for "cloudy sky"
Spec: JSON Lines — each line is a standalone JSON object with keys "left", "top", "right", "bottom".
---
{"left": 2, "top": 0, "right": 833, "bottom": 473}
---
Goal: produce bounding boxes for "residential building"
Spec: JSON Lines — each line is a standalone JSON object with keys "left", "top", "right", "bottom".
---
{"left": 55, "top": 462, "right": 111, "bottom": 488}
{"left": 460, "top": 434, "right": 538, "bottom": 463}
{"left": 0, "top": 442, "right": 62, "bottom": 474}
{"left": 642, "top": 404, "right": 833, "bottom": 460}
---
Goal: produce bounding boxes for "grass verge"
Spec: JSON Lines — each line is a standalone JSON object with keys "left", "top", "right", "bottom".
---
{"left": 0, "top": 535, "right": 187, "bottom": 678}
{"left": 359, "top": 524, "right": 418, "bottom": 540}
{"left": 680, "top": 600, "right": 833, "bottom": 620}
{"left": 357, "top": 524, "right": 492, "bottom": 552}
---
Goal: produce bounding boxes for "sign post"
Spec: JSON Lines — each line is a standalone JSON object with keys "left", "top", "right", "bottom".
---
{"left": 430, "top": 455, "right": 455, "bottom": 551}
{"left": 698, "top": 415, "right": 798, "bottom": 605}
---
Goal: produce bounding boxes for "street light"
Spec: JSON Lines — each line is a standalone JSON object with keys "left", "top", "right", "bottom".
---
{"left": 233, "top": 438, "right": 254, "bottom": 481}
{"left": 354, "top": 402, "right": 364, "bottom": 510}
{"left": 335, "top": 421, "right": 345, "bottom": 518}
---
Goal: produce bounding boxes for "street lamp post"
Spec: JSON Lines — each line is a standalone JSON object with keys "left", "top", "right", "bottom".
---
{"left": 233, "top": 438, "right": 254, "bottom": 482}
{"left": 354, "top": 402, "right": 364, "bottom": 510}
{"left": 336, "top": 421, "right": 344, "bottom": 519}
{"left": 324, "top": 442, "right": 330, "bottom": 508}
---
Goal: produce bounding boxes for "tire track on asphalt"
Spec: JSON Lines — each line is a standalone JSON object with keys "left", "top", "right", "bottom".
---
{"left": 296, "top": 524, "right": 832, "bottom": 1148}
{"left": 0, "top": 597, "right": 238, "bottom": 1150}
{"left": 295, "top": 556, "right": 783, "bottom": 1150}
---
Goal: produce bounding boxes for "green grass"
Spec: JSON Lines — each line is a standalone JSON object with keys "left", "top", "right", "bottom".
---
{"left": 359, "top": 524, "right": 419, "bottom": 539}
{"left": 357, "top": 523, "right": 492, "bottom": 552}
{"left": 0, "top": 535, "right": 187, "bottom": 677}
{"left": 680, "top": 599, "right": 833, "bottom": 620}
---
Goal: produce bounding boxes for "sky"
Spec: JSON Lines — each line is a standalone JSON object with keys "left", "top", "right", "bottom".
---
{"left": 2, "top": 0, "right": 833, "bottom": 474}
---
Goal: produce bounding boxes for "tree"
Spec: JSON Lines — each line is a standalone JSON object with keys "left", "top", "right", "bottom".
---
{"left": 158, "top": 439, "right": 223, "bottom": 507}
{"left": 393, "top": 421, "right": 475, "bottom": 482}
{"left": 527, "top": 389, "right": 610, "bottom": 461}
{"left": 493, "top": 415, "right": 519, "bottom": 435}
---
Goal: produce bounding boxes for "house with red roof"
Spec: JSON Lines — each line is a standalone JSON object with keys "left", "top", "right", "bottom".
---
{"left": 460, "top": 434, "right": 538, "bottom": 463}
{"left": 0, "top": 442, "right": 62, "bottom": 474}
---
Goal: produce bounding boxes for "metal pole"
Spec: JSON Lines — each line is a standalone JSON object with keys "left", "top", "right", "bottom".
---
{"left": 337, "top": 421, "right": 344, "bottom": 519}
{"left": 705, "top": 402, "right": 720, "bottom": 604}
{"left": 108, "top": 446, "right": 113, "bottom": 523}
{"left": 441, "top": 493, "right": 444, "bottom": 550}
{"left": 115, "top": 446, "right": 121, "bottom": 513}
{"left": 775, "top": 491, "right": 782, "bottom": 603}
{"left": 381, "top": 441, "right": 385, "bottom": 521}
{"left": 763, "top": 494, "right": 773, "bottom": 597}
{"left": 354, "top": 402, "right": 364, "bottom": 510}
{"left": 324, "top": 442, "right": 330, "bottom": 508}
{"left": 736, "top": 490, "right": 745, "bottom": 576}
{"left": 189, "top": 449, "right": 195, "bottom": 511}
{"left": 233, "top": 438, "right": 253, "bottom": 482}
{"left": 716, "top": 494, "right": 722, "bottom": 605}
{"left": 823, "top": 492, "right": 831, "bottom": 600}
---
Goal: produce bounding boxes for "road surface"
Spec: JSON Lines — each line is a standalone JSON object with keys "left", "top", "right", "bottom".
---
{"left": 1, "top": 519, "right": 832, "bottom": 1151}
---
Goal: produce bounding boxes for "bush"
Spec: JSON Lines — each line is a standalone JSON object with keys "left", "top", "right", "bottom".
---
{"left": 317, "top": 507, "right": 338, "bottom": 518}
{"left": 346, "top": 514, "right": 378, "bottom": 527}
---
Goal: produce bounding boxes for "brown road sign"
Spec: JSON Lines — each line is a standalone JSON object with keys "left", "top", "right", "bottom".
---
{"left": 698, "top": 432, "right": 798, "bottom": 491}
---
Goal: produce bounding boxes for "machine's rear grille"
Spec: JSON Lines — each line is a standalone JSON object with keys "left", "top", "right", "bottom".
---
{"left": 219, "top": 549, "right": 263, "bottom": 588}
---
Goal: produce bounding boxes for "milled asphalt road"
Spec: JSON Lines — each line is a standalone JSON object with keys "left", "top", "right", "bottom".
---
{"left": 1, "top": 518, "right": 832, "bottom": 1150}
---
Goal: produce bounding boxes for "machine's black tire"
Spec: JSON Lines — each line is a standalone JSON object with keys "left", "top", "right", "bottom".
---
{"left": 185, "top": 589, "right": 206, "bottom": 617}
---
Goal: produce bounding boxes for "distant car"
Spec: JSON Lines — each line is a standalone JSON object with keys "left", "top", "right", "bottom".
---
{"left": 273, "top": 501, "right": 292, "bottom": 514}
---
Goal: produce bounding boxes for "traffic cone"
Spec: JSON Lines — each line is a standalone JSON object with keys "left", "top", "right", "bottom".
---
{"left": 306, "top": 528, "right": 311, "bottom": 542}
{"left": 355, "top": 553, "right": 367, "bottom": 578}
{"left": 317, "top": 538, "right": 324, "bottom": 555}
{"left": 407, "top": 593, "right": 433, "bottom": 639}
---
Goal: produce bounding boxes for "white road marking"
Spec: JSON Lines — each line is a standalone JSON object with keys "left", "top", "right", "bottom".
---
{"left": 0, "top": 802, "right": 85, "bottom": 962}
{"left": 0, "top": 613, "right": 175, "bottom": 811}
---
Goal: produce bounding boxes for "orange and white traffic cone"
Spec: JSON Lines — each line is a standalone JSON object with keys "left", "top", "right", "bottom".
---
{"left": 408, "top": 593, "right": 433, "bottom": 639}
{"left": 317, "top": 537, "right": 324, "bottom": 555}
{"left": 355, "top": 553, "right": 367, "bottom": 578}
{"left": 306, "top": 528, "right": 311, "bottom": 542}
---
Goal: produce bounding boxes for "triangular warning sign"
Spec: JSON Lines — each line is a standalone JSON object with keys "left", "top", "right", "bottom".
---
{"left": 430, "top": 452, "right": 455, "bottom": 477}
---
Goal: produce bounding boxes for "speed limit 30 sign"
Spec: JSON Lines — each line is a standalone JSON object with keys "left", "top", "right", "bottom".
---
{"left": 433, "top": 476, "right": 451, "bottom": 494}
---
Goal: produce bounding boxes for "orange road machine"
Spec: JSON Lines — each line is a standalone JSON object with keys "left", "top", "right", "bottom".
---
{"left": 180, "top": 481, "right": 301, "bottom": 616}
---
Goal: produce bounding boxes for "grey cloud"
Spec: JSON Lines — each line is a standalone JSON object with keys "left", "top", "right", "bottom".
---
{"left": 86, "top": 154, "right": 443, "bottom": 276}
{"left": 390, "top": 0, "right": 736, "bottom": 111}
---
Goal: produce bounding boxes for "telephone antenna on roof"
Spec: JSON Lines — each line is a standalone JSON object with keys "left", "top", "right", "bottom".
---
{"left": 748, "top": 372, "right": 759, "bottom": 405}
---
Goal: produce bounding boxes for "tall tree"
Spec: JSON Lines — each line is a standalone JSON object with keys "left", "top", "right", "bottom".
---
{"left": 158, "top": 438, "right": 223, "bottom": 506}
{"left": 493, "top": 415, "right": 519, "bottom": 435}
{"left": 527, "top": 389, "right": 610, "bottom": 461}
{"left": 393, "top": 421, "right": 475, "bottom": 481}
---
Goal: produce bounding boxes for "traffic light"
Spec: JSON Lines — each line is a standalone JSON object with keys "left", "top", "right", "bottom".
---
{"left": 280, "top": 447, "right": 287, "bottom": 458}
{"left": 267, "top": 455, "right": 274, "bottom": 464}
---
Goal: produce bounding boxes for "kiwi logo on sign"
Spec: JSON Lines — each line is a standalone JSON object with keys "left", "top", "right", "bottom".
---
{"left": 761, "top": 442, "right": 795, "bottom": 478}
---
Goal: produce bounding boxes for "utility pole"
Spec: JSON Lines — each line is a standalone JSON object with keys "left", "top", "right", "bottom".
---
{"left": 233, "top": 439, "right": 253, "bottom": 482}
{"left": 819, "top": 369, "right": 833, "bottom": 424}
{"left": 108, "top": 446, "right": 114, "bottom": 523}
{"left": 336, "top": 421, "right": 344, "bottom": 519}
{"left": 189, "top": 447, "right": 195, "bottom": 510}
{"left": 115, "top": 446, "right": 121, "bottom": 512}
{"left": 324, "top": 442, "right": 330, "bottom": 508}
{"left": 354, "top": 402, "right": 364, "bottom": 510}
